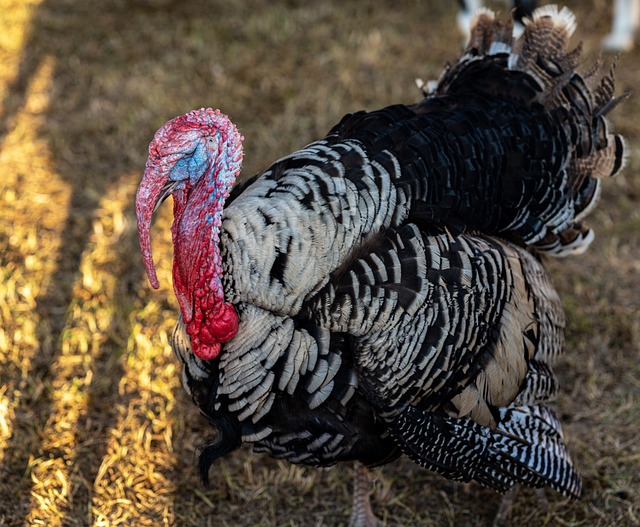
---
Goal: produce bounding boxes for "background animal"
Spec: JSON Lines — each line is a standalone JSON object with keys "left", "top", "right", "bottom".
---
{"left": 603, "top": 0, "right": 640, "bottom": 51}
{"left": 137, "top": 6, "right": 625, "bottom": 526}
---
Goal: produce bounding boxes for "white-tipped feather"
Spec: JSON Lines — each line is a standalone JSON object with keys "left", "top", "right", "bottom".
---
{"left": 470, "top": 6, "right": 496, "bottom": 26}
{"left": 526, "top": 5, "right": 577, "bottom": 39}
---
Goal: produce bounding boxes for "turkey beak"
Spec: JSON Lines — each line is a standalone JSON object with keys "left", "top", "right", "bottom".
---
{"left": 136, "top": 163, "right": 173, "bottom": 289}
{"left": 154, "top": 179, "right": 181, "bottom": 212}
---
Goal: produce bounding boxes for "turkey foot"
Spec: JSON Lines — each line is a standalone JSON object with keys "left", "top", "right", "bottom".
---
{"left": 348, "top": 463, "right": 382, "bottom": 527}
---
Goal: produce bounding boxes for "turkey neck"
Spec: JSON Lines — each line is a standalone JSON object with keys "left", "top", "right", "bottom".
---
{"left": 173, "top": 161, "right": 238, "bottom": 361}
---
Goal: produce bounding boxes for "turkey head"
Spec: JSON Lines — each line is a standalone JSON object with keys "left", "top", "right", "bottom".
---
{"left": 136, "top": 108, "right": 244, "bottom": 360}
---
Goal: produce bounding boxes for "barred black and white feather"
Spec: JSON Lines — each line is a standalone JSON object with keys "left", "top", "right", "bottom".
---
{"left": 164, "top": 6, "right": 627, "bottom": 502}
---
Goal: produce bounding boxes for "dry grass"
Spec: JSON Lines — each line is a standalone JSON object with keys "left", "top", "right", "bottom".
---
{"left": 0, "top": 0, "right": 638, "bottom": 525}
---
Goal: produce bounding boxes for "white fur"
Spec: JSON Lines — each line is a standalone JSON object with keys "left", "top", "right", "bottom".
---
{"left": 603, "top": 0, "right": 640, "bottom": 51}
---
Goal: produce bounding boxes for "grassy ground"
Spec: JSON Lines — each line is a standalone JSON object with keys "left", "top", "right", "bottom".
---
{"left": 0, "top": 0, "right": 638, "bottom": 525}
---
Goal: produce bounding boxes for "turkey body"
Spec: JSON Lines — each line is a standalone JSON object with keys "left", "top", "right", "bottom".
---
{"left": 138, "top": 5, "right": 626, "bottom": 510}
{"left": 177, "top": 102, "right": 579, "bottom": 492}
{"left": 179, "top": 223, "right": 572, "bottom": 492}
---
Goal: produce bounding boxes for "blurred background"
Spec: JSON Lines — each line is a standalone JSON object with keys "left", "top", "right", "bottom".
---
{"left": 0, "top": 0, "right": 638, "bottom": 525}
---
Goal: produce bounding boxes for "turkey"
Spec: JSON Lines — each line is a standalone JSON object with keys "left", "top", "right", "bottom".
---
{"left": 136, "top": 6, "right": 626, "bottom": 526}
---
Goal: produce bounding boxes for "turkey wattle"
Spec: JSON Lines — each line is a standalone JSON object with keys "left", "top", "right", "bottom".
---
{"left": 136, "top": 6, "right": 626, "bottom": 525}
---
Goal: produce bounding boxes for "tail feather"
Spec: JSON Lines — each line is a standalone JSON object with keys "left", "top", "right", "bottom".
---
{"left": 594, "top": 64, "right": 617, "bottom": 111}
{"left": 572, "top": 132, "right": 627, "bottom": 181}
{"left": 432, "top": 5, "right": 626, "bottom": 256}
{"left": 388, "top": 404, "right": 582, "bottom": 497}
{"left": 534, "top": 223, "right": 595, "bottom": 256}
{"left": 465, "top": 8, "right": 514, "bottom": 55}
{"left": 516, "top": 5, "right": 577, "bottom": 71}
{"left": 592, "top": 63, "right": 632, "bottom": 118}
